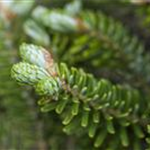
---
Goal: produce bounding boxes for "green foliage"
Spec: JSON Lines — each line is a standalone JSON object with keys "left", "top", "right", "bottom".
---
{"left": 11, "top": 43, "right": 149, "bottom": 149}
{"left": 24, "top": 4, "right": 150, "bottom": 87}
{"left": 19, "top": 2, "right": 150, "bottom": 149}
{"left": 1, "top": 0, "right": 150, "bottom": 149}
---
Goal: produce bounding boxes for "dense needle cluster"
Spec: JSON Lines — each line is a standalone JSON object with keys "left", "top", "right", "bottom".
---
{"left": 11, "top": 43, "right": 147, "bottom": 149}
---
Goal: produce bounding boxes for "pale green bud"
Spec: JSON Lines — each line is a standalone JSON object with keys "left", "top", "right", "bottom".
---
{"left": 20, "top": 43, "right": 56, "bottom": 76}
{"left": 32, "top": 7, "right": 88, "bottom": 33}
{"left": 35, "top": 77, "right": 61, "bottom": 96}
{"left": 44, "top": 12, "right": 78, "bottom": 32}
{"left": 20, "top": 43, "right": 47, "bottom": 68}
{"left": 11, "top": 62, "right": 50, "bottom": 85}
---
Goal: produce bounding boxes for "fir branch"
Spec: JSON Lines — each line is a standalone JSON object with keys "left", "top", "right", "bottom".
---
{"left": 11, "top": 43, "right": 149, "bottom": 149}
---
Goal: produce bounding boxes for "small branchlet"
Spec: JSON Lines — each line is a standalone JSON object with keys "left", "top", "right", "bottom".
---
{"left": 11, "top": 43, "right": 147, "bottom": 149}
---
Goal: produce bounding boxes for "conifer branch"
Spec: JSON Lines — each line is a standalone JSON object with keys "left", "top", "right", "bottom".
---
{"left": 11, "top": 43, "right": 149, "bottom": 149}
